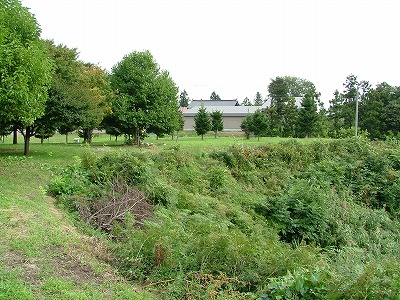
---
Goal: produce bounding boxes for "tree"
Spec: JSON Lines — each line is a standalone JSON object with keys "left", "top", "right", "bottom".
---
{"left": 251, "top": 110, "right": 269, "bottom": 140}
{"left": 39, "top": 40, "right": 82, "bottom": 143}
{"left": 34, "top": 116, "right": 57, "bottom": 143}
{"left": 267, "top": 76, "right": 319, "bottom": 137}
{"left": 297, "top": 92, "right": 319, "bottom": 137}
{"left": 111, "top": 50, "right": 179, "bottom": 145}
{"left": 359, "top": 82, "right": 400, "bottom": 139}
{"left": 328, "top": 89, "right": 345, "bottom": 134}
{"left": 77, "top": 63, "right": 111, "bottom": 143}
{"left": 254, "top": 92, "right": 264, "bottom": 106}
{"left": 328, "top": 74, "right": 371, "bottom": 137}
{"left": 210, "top": 91, "right": 221, "bottom": 100}
{"left": 267, "top": 77, "right": 291, "bottom": 136}
{"left": 210, "top": 110, "right": 224, "bottom": 138}
{"left": 147, "top": 70, "right": 181, "bottom": 139}
{"left": 0, "top": 0, "right": 53, "bottom": 155}
{"left": 100, "top": 112, "right": 123, "bottom": 141}
{"left": 240, "top": 110, "right": 269, "bottom": 140}
{"left": 194, "top": 105, "right": 211, "bottom": 139}
{"left": 242, "top": 97, "right": 252, "bottom": 106}
{"left": 240, "top": 115, "right": 253, "bottom": 139}
{"left": 179, "top": 89, "right": 190, "bottom": 107}
{"left": 0, "top": 119, "right": 12, "bottom": 143}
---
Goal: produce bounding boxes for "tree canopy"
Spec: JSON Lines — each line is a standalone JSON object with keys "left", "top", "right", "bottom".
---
{"left": 266, "top": 76, "right": 320, "bottom": 137}
{"left": 210, "top": 91, "right": 221, "bottom": 101}
{"left": 0, "top": 0, "right": 54, "bottom": 154}
{"left": 194, "top": 105, "right": 211, "bottom": 139}
{"left": 210, "top": 110, "right": 224, "bottom": 138}
{"left": 110, "top": 50, "right": 179, "bottom": 144}
{"left": 254, "top": 92, "right": 264, "bottom": 106}
{"left": 241, "top": 110, "right": 269, "bottom": 140}
{"left": 297, "top": 92, "right": 319, "bottom": 138}
{"left": 179, "top": 89, "right": 190, "bottom": 107}
{"left": 242, "top": 97, "right": 252, "bottom": 106}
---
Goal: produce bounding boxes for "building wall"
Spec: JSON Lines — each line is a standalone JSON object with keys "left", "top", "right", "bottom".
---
{"left": 183, "top": 116, "right": 245, "bottom": 131}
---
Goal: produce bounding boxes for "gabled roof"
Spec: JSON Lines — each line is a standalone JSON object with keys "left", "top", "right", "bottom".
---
{"left": 187, "top": 99, "right": 239, "bottom": 109}
{"left": 182, "top": 105, "right": 265, "bottom": 117}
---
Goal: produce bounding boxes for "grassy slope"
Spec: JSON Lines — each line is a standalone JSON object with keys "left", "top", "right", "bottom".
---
{"left": 0, "top": 140, "right": 154, "bottom": 299}
{"left": 0, "top": 132, "right": 297, "bottom": 299}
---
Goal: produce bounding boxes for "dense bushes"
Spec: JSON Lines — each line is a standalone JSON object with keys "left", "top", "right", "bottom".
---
{"left": 49, "top": 138, "right": 400, "bottom": 299}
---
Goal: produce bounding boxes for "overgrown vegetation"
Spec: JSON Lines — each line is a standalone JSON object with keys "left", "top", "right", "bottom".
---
{"left": 48, "top": 138, "right": 400, "bottom": 299}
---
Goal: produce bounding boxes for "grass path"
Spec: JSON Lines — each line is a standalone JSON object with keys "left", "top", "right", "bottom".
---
{"left": 0, "top": 143, "right": 151, "bottom": 299}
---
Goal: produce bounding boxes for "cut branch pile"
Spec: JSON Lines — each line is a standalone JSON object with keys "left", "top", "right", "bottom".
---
{"left": 77, "top": 180, "right": 153, "bottom": 232}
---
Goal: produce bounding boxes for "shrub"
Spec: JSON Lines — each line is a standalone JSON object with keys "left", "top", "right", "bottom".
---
{"left": 260, "top": 268, "right": 327, "bottom": 300}
{"left": 256, "top": 180, "right": 330, "bottom": 246}
{"left": 48, "top": 164, "right": 92, "bottom": 196}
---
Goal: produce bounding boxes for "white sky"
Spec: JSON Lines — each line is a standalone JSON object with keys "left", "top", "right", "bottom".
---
{"left": 21, "top": 0, "right": 400, "bottom": 106}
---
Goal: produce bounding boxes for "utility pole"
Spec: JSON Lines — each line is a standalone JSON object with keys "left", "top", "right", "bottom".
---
{"left": 354, "top": 87, "right": 359, "bottom": 137}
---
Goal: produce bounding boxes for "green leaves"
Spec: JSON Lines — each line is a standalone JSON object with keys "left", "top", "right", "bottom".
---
{"left": 210, "top": 110, "right": 223, "bottom": 137}
{"left": 240, "top": 109, "right": 269, "bottom": 140}
{"left": 193, "top": 105, "right": 211, "bottom": 138}
{"left": 110, "top": 51, "right": 180, "bottom": 143}
{"left": 0, "top": 1, "right": 53, "bottom": 126}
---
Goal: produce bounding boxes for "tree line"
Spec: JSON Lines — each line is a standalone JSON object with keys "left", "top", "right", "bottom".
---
{"left": 193, "top": 75, "right": 400, "bottom": 140}
{"left": 0, "top": 0, "right": 182, "bottom": 155}
{"left": 1, "top": 1, "right": 399, "bottom": 154}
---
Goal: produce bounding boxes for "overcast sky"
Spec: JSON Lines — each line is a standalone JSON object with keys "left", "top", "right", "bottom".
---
{"left": 21, "top": 0, "right": 400, "bottom": 106}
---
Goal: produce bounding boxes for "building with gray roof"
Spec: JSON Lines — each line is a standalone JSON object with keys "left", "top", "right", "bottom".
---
{"left": 182, "top": 100, "right": 268, "bottom": 131}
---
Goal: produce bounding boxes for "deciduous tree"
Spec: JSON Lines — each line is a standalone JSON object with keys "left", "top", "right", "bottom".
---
{"left": 240, "top": 115, "right": 253, "bottom": 139}
{"left": 40, "top": 40, "right": 82, "bottom": 143}
{"left": 111, "top": 51, "right": 179, "bottom": 145}
{"left": 78, "top": 63, "right": 111, "bottom": 143}
{"left": 0, "top": 0, "right": 53, "bottom": 155}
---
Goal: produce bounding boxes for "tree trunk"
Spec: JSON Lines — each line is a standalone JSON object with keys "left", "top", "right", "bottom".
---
{"left": 24, "top": 126, "right": 31, "bottom": 156}
{"left": 83, "top": 129, "right": 93, "bottom": 144}
{"left": 41, "top": 136, "right": 44, "bottom": 144}
{"left": 134, "top": 128, "right": 140, "bottom": 145}
{"left": 214, "top": 131, "right": 217, "bottom": 138}
{"left": 13, "top": 125, "right": 18, "bottom": 144}
{"left": 65, "top": 133, "right": 69, "bottom": 144}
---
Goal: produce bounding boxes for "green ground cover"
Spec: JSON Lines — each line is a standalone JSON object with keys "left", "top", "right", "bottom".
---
{"left": 0, "top": 140, "right": 152, "bottom": 299}
{"left": 1, "top": 134, "right": 399, "bottom": 299}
